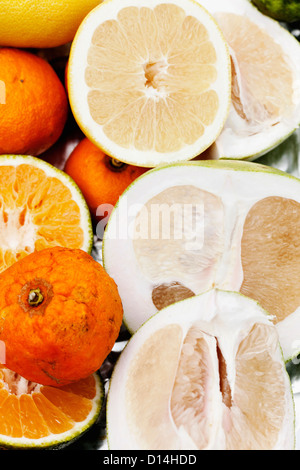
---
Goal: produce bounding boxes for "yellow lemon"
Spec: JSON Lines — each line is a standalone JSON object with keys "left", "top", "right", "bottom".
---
{"left": 0, "top": 0, "right": 103, "bottom": 48}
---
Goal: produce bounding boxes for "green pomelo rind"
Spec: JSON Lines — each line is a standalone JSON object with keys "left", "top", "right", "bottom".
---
{"left": 252, "top": 0, "right": 300, "bottom": 22}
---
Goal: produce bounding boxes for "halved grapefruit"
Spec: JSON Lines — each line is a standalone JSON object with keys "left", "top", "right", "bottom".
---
{"left": 67, "top": 0, "right": 231, "bottom": 167}
{"left": 107, "top": 290, "right": 295, "bottom": 450}
{"left": 198, "top": 0, "right": 300, "bottom": 160}
{"left": 103, "top": 160, "right": 300, "bottom": 361}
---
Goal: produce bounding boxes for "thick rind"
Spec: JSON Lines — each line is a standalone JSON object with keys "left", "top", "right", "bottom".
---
{"left": 102, "top": 160, "right": 300, "bottom": 360}
{"left": 106, "top": 289, "right": 295, "bottom": 450}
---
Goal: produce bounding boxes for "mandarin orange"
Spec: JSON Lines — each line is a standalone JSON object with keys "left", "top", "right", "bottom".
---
{"left": 0, "top": 48, "right": 68, "bottom": 156}
{"left": 0, "top": 367, "right": 103, "bottom": 448}
{"left": 0, "top": 246, "right": 123, "bottom": 387}
{"left": 64, "top": 138, "right": 147, "bottom": 221}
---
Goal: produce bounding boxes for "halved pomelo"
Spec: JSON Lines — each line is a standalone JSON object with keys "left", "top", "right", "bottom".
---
{"left": 67, "top": 0, "right": 231, "bottom": 167}
{"left": 103, "top": 160, "right": 300, "bottom": 361}
{"left": 0, "top": 155, "right": 93, "bottom": 273}
{"left": 197, "top": 0, "right": 300, "bottom": 160}
{"left": 107, "top": 289, "right": 295, "bottom": 450}
{"left": 0, "top": 367, "right": 103, "bottom": 449}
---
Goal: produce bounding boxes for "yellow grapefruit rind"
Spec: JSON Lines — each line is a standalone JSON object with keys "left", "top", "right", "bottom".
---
{"left": 67, "top": 0, "right": 232, "bottom": 168}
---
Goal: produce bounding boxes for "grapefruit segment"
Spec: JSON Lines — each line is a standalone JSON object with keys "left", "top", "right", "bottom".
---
{"left": 215, "top": 12, "right": 293, "bottom": 123}
{"left": 126, "top": 325, "right": 183, "bottom": 450}
{"left": 197, "top": 0, "right": 300, "bottom": 160}
{"left": 240, "top": 196, "right": 300, "bottom": 324}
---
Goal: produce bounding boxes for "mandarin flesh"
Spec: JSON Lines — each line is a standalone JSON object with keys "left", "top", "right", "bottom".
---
{"left": 0, "top": 247, "right": 123, "bottom": 387}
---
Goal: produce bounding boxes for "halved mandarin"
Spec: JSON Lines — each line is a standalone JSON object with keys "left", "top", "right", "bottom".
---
{"left": 0, "top": 367, "right": 103, "bottom": 449}
{"left": 0, "top": 155, "right": 93, "bottom": 273}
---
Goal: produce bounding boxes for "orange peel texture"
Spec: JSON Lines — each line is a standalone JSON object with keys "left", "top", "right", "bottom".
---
{"left": 0, "top": 246, "right": 123, "bottom": 387}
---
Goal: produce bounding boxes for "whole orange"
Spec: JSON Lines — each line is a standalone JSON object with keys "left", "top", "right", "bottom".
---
{"left": 64, "top": 138, "right": 147, "bottom": 221}
{"left": 0, "top": 246, "right": 123, "bottom": 387}
{"left": 0, "top": 48, "right": 68, "bottom": 156}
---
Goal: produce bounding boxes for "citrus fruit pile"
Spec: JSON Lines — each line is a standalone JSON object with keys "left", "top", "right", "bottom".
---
{"left": 0, "top": 0, "right": 299, "bottom": 451}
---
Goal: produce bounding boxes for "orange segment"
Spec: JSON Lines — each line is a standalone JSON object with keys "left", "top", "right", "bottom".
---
{"left": 19, "top": 394, "right": 50, "bottom": 439}
{"left": 0, "top": 395, "right": 23, "bottom": 438}
{"left": 0, "top": 159, "right": 91, "bottom": 273}
{"left": 60, "top": 374, "right": 98, "bottom": 400}
{"left": 41, "top": 387, "right": 93, "bottom": 422}
{"left": 32, "top": 394, "right": 75, "bottom": 434}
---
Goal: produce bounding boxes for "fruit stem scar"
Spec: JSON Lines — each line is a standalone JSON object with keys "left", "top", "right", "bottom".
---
{"left": 105, "top": 155, "right": 127, "bottom": 172}
{"left": 28, "top": 288, "right": 44, "bottom": 307}
{"left": 111, "top": 158, "right": 125, "bottom": 168}
{"left": 19, "top": 278, "right": 53, "bottom": 317}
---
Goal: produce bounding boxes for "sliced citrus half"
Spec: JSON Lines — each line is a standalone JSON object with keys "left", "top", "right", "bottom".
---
{"left": 0, "top": 155, "right": 93, "bottom": 273}
{"left": 197, "top": 0, "right": 300, "bottom": 160}
{"left": 0, "top": 367, "right": 103, "bottom": 449}
{"left": 103, "top": 160, "right": 300, "bottom": 361}
{"left": 107, "top": 289, "right": 295, "bottom": 450}
{"left": 68, "top": 0, "right": 231, "bottom": 167}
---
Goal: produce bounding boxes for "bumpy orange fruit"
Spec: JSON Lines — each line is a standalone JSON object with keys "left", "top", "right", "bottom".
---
{"left": 0, "top": 246, "right": 123, "bottom": 387}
